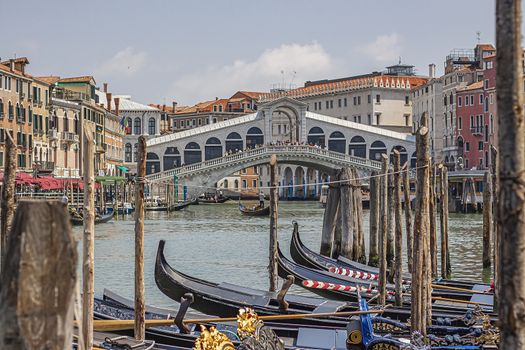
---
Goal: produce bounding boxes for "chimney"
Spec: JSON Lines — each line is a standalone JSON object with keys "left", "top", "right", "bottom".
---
{"left": 172, "top": 101, "right": 177, "bottom": 113}
{"left": 428, "top": 64, "right": 436, "bottom": 78}
{"left": 106, "top": 92, "right": 112, "bottom": 112}
{"left": 9, "top": 59, "right": 14, "bottom": 72}
{"left": 162, "top": 104, "right": 166, "bottom": 112}
{"left": 114, "top": 97, "right": 120, "bottom": 116}
{"left": 215, "top": 97, "right": 218, "bottom": 100}
{"left": 103, "top": 83, "right": 108, "bottom": 93}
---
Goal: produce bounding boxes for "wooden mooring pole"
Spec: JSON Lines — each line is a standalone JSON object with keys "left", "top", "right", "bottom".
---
{"left": 482, "top": 171, "right": 492, "bottom": 268}
{"left": 353, "top": 168, "right": 366, "bottom": 262}
{"left": 402, "top": 164, "right": 413, "bottom": 273}
{"left": 387, "top": 169, "right": 395, "bottom": 281}
{"left": 0, "top": 132, "right": 17, "bottom": 266}
{"left": 134, "top": 136, "right": 146, "bottom": 340}
{"left": 439, "top": 164, "right": 451, "bottom": 279}
{"left": 411, "top": 125, "right": 432, "bottom": 337}
{"left": 269, "top": 155, "right": 279, "bottom": 292}
{"left": 378, "top": 154, "right": 389, "bottom": 305}
{"left": 393, "top": 150, "right": 403, "bottom": 306}
{"left": 0, "top": 201, "right": 77, "bottom": 350}
{"left": 339, "top": 168, "right": 354, "bottom": 259}
{"left": 429, "top": 163, "right": 437, "bottom": 277}
{"left": 320, "top": 182, "right": 341, "bottom": 257}
{"left": 82, "top": 127, "right": 95, "bottom": 350}
{"left": 368, "top": 171, "right": 380, "bottom": 267}
{"left": 496, "top": 0, "right": 525, "bottom": 347}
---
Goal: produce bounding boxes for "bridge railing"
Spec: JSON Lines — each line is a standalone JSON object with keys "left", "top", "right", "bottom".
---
{"left": 146, "top": 145, "right": 382, "bottom": 182}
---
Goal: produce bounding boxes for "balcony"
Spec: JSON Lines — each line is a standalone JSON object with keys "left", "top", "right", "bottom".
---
{"left": 52, "top": 88, "right": 90, "bottom": 102}
{"left": 470, "top": 126, "right": 484, "bottom": 136}
{"left": 48, "top": 129, "right": 59, "bottom": 141}
{"left": 61, "top": 131, "right": 79, "bottom": 143}
{"left": 34, "top": 161, "right": 55, "bottom": 173}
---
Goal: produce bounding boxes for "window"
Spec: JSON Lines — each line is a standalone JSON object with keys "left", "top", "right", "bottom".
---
{"left": 198, "top": 118, "right": 202, "bottom": 126}
{"left": 449, "top": 93, "right": 453, "bottom": 105}
{"left": 484, "top": 97, "right": 489, "bottom": 112}
{"left": 330, "top": 100, "right": 333, "bottom": 109}
{"left": 376, "top": 114, "right": 381, "bottom": 125}
{"left": 466, "top": 142, "right": 470, "bottom": 151}
{"left": 470, "top": 95, "right": 474, "bottom": 105}
{"left": 367, "top": 114, "right": 371, "bottom": 125}
{"left": 405, "top": 96, "right": 409, "bottom": 105}
{"left": 490, "top": 114, "right": 494, "bottom": 134}
{"left": 125, "top": 143, "right": 132, "bottom": 162}
{"left": 325, "top": 101, "right": 329, "bottom": 109}
{"left": 353, "top": 96, "right": 357, "bottom": 105}
{"left": 148, "top": 117, "right": 156, "bottom": 135}
{"left": 479, "top": 141, "right": 484, "bottom": 151}
{"left": 133, "top": 143, "right": 138, "bottom": 162}
{"left": 242, "top": 180, "right": 247, "bottom": 188}
{"left": 252, "top": 180, "right": 257, "bottom": 189}
{"left": 484, "top": 80, "right": 489, "bottom": 89}
{"left": 376, "top": 94, "right": 381, "bottom": 103}
{"left": 134, "top": 117, "right": 141, "bottom": 135}
{"left": 404, "top": 115, "right": 409, "bottom": 126}
{"left": 465, "top": 159, "right": 469, "bottom": 169}
{"left": 480, "top": 94, "right": 484, "bottom": 104}
{"left": 458, "top": 117, "right": 462, "bottom": 130}
{"left": 367, "top": 94, "right": 371, "bottom": 103}
{"left": 357, "top": 96, "right": 361, "bottom": 105}
{"left": 490, "top": 93, "right": 494, "bottom": 104}
{"left": 470, "top": 115, "right": 474, "bottom": 128}
{"left": 458, "top": 96, "right": 462, "bottom": 107}
{"left": 344, "top": 98, "right": 347, "bottom": 107}
{"left": 338, "top": 99, "right": 341, "bottom": 108}
{"left": 314, "top": 102, "right": 317, "bottom": 111}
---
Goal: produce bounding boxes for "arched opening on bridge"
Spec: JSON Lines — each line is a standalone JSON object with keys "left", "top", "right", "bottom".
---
{"left": 272, "top": 107, "right": 300, "bottom": 144}
{"left": 226, "top": 132, "right": 243, "bottom": 153}
{"left": 246, "top": 127, "right": 264, "bottom": 148}
{"left": 295, "top": 167, "right": 305, "bottom": 198}
{"left": 348, "top": 135, "right": 366, "bottom": 158}
{"left": 306, "top": 168, "right": 317, "bottom": 198}
{"left": 307, "top": 127, "right": 325, "bottom": 147}
{"left": 205, "top": 137, "right": 223, "bottom": 160}
{"left": 223, "top": 179, "right": 229, "bottom": 189}
{"left": 146, "top": 152, "right": 160, "bottom": 175}
{"left": 410, "top": 152, "right": 417, "bottom": 168}
{"left": 163, "top": 147, "right": 181, "bottom": 171}
{"left": 283, "top": 167, "right": 294, "bottom": 199}
{"left": 369, "top": 140, "right": 387, "bottom": 161}
{"left": 184, "top": 142, "right": 202, "bottom": 165}
{"left": 390, "top": 145, "right": 408, "bottom": 165}
{"left": 234, "top": 179, "right": 239, "bottom": 190}
{"left": 328, "top": 131, "right": 346, "bottom": 153}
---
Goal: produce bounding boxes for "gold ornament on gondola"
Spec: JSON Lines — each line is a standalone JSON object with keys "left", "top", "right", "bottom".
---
{"left": 237, "top": 308, "right": 264, "bottom": 340}
{"left": 193, "top": 325, "right": 235, "bottom": 350}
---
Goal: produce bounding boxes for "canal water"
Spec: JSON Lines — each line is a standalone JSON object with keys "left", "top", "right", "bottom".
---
{"left": 74, "top": 201, "right": 487, "bottom": 308}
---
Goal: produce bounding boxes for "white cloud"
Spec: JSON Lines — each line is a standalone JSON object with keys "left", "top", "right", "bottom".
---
{"left": 169, "top": 42, "right": 336, "bottom": 105}
{"left": 360, "top": 33, "right": 402, "bottom": 64}
{"left": 97, "top": 47, "right": 147, "bottom": 77}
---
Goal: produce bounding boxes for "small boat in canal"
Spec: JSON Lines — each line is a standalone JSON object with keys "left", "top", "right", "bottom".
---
{"left": 238, "top": 203, "right": 270, "bottom": 216}
{"left": 198, "top": 193, "right": 230, "bottom": 204}
{"left": 70, "top": 210, "right": 114, "bottom": 226}
{"left": 169, "top": 199, "right": 198, "bottom": 211}
{"left": 154, "top": 240, "right": 493, "bottom": 328}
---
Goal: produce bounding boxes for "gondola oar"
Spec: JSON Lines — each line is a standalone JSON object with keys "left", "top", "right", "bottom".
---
{"left": 91, "top": 309, "right": 385, "bottom": 332}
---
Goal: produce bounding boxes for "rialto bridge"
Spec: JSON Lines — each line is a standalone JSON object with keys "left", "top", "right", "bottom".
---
{"left": 143, "top": 97, "right": 415, "bottom": 198}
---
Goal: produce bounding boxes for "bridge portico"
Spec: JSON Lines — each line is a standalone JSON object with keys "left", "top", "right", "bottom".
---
{"left": 145, "top": 97, "right": 415, "bottom": 196}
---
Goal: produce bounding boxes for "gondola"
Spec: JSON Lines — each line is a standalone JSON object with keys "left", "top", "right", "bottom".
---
{"left": 198, "top": 196, "right": 230, "bottom": 204}
{"left": 169, "top": 199, "right": 198, "bottom": 211}
{"left": 154, "top": 240, "right": 491, "bottom": 328}
{"left": 279, "top": 244, "right": 493, "bottom": 309}
{"left": 145, "top": 205, "right": 169, "bottom": 212}
{"left": 70, "top": 210, "right": 114, "bottom": 226}
{"left": 238, "top": 203, "right": 270, "bottom": 216}
{"left": 290, "top": 222, "right": 492, "bottom": 292}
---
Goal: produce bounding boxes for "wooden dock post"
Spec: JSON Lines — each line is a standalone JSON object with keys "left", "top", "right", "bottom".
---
{"left": 429, "top": 164, "right": 437, "bottom": 277}
{"left": 82, "top": 127, "right": 95, "bottom": 350}
{"left": 439, "top": 164, "right": 451, "bottom": 279}
{"left": 269, "top": 155, "right": 279, "bottom": 292}
{"left": 352, "top": 168, "right": 366, "bottom": 262}
{"left": 411, "top": 125, "right": 432, "bottom": 337}
{"left": 387, "top": 169, "right": 395, "bottom": 280}
{"left": 483, "top": 171, "right": 492, "bottom": 268}
{"left": 0, "top": 201, "right": 77, "bottom": 350}
{"left": 368, "top": 171, "right": 380, "bottom": 267}
{"left": 0, "top": 132, "right": 17, "bottom": 265}
{"left": 490, "top": 145, "right": 498, "bottom": 307}
{"left": 393, "top": 150, "right": 403, "bottom": 306}
{"left": 402, "top": 164, "right": 413, "bottom": 273}
{"left": 134, "top": 136, "right": 146, "bottom": 340}
{"left": 378, "top": 154, "right": 389, "bottom": 305}
{"left": 496, "top": 0, "right": 525, "bottom": 346}
{"left": 320, "top": 181, "right": 341, "bottom": 257}
{"left": 339, "top": 168, "right": 354, "bottom": 259}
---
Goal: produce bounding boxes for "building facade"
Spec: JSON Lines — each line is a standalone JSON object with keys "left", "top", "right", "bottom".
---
{"left": 412, "top": 64, "right": 444, "bottom": 162}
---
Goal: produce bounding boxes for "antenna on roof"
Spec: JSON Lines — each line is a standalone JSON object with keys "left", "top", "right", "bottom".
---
{"left": 476, "top": 31, "right": 481, "bottom": 43}
{"left": 398, "top": 56, "right": 402, "bottom": 65}
{"left": 290, "top": 71, "right": 296, "bottom": 90}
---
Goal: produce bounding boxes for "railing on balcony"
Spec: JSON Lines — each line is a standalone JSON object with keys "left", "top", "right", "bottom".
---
{"left": 34, "top": 161, "right": 55, "bottom": 172}
{"left": 470, "top": 126, "right": 484, "bottom": 135}
{"left": 48, "top": 129, "right": 59, "bottom": 140}
{"left": 52, "top": 88, "right": 90, "bottom": 102}
{"left": 61, "top": 131, "right": 79, "bottom": 143}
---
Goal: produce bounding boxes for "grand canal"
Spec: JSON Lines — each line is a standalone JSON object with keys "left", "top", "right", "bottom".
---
{"left": 75, "top": 201, "right": 488, "bottom": 308}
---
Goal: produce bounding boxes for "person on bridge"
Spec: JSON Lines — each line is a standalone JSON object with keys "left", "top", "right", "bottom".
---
{"left": 259, "top": 191, "right": 265, "bottom": 208}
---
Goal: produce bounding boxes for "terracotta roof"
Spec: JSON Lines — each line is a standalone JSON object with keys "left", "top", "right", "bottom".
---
{"left": 458, "top": 81, "right": 483, "bottom": 92}
{"left": 476, "top": 44, "right": 496, "bottom": 51}
{"left": 0, "top": 63, "right": 30, "bottom": 78}
{"left": 484, "top": 54, "right": 496, "bottom": 59}
{"left": 148, "top": 104, "right": 187, "bottom": 113}
{"left": 236, "top": 91, "right": 266, "bottom": 99}
{"left": 36, "top": 76, "right": 61, "bottom": 84}
{"left": 0, "top": 57, "right": 29, "bottom": 65}
{"left": 58, "top": 76, "right": 96, "bottom": 84}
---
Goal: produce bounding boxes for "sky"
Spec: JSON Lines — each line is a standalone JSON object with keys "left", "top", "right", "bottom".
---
{"left": 2, "top": 0, "right": 501, "bottom": 106}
